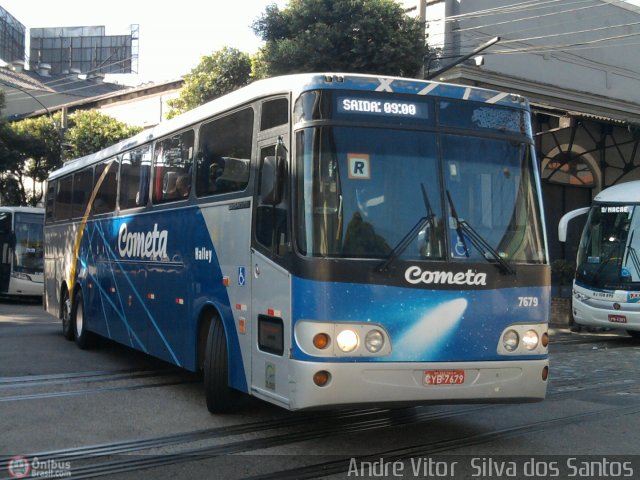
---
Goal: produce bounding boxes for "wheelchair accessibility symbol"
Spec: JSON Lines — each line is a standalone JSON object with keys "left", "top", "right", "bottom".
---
{"left": 454, "top": 237, "right": 468, "bottom": 257}
{"left": 238, "top": 266, "right": 246, "bottom": 286}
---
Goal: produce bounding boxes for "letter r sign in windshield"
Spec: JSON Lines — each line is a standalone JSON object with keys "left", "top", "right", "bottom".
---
{"left": 348, "top": 154, "right": 370, "bottom": 180}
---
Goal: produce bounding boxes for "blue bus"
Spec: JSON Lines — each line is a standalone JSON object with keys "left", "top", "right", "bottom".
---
{"left": 44, "top": 73, "right": 550, "bottom": 412}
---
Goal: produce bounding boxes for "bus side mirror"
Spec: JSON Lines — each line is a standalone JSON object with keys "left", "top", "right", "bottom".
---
{"left": 260, "top": 156, "right": 285, "bottom": 205}
{"left": 558, "top": 207, "right": 590, "bottom": 242}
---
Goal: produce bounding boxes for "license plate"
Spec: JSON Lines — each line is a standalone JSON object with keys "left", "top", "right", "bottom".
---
{"left": 608, "top": 314, "right": 627, "bottom": 324}
{"left": 423, "top": 369, "right": 465, "bottom": 386}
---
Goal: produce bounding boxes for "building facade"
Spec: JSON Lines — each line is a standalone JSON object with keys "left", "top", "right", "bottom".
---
{"left": 0, "top": 5, "right": 25, "bottom": 64}
{"left": 421, "top": 0, "right": 640, "bottom": 268}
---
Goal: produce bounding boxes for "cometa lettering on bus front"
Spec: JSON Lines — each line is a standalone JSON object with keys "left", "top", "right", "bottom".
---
{"left": 405, "top": 266, "right": 487, "bottom": 286}
{"left": 118, "top": 223, "right": 168, "bottom": 260}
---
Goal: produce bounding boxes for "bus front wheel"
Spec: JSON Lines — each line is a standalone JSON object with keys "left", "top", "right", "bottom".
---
{"left": 204, "top": 317, "right": 242, "bottom": 413}
{"left": 72, "top": 290, "right": 98, "bottom": 349}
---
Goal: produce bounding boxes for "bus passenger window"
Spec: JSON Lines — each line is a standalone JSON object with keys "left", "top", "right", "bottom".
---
{"left": 72, "top": 168, "right": 93, "bottom": 219}
{"left": 120, "top": 146, "right": 151, "bottom": 209}
{"left": 260, "top": 98, "right": 288, "bottom": 131}
{"left": 93, "top": 160, "right": 117, "bottom": 215}
{"left": 55, "top": 175, "right": 73, "bottom": 221}
{"left": 153, "top": 130, "right": 194, "bottom": 204}
{"left": 196, "top": 108, "right": 253, "bottom": 197}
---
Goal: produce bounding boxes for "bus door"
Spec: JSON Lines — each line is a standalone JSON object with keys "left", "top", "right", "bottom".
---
{"left": 0, "top": 211, "right": 13, "bottom": 293}
{"left": 251, "top": 135, "right": 292, "bottom": 407}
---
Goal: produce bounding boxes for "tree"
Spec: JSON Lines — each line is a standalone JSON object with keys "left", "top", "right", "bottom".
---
{"left": 6, "top": 115, "right": 61, "bottom": 206}
{"left": 1, "top": 109, "right": 141, "bottom": 206}
{"left": 252, "top": 0, "right": 428, "bottom": 77}
{"left": 64, "top": 110, "right": 143, "bottom": 159}
{"left": 167, "top": 47, "right": 253, "bottom": 118}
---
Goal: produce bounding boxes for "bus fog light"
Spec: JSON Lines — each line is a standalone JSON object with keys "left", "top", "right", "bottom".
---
{"left": 502, "top": 330, "right": 519, "bottom": 352}
{"left": 522, "top": 330, "right": 539, "bottom": 350}
{"left": 336, "top": 329, "right": 359, "bottom": 352}
{"left": 313, "top": 370, "right": 331, "bottom": 386}
{"left": 365, "top": 329, "right": 384, "bottom": 353}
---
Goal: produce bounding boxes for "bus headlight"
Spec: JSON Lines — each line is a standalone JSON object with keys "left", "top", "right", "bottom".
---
{"left": 365, "top": 329, "right": 384, "bottom": 353}
{"left": 502, "top": 330, "right": 519, "bottom": 352}
{"left": 295, "top": 321, "right": 392, "bottom": 357}
{"left": 498, "top": 324, "right": 547, "bottom": 355}
{"left": 522, "top": 330, "right": 539, "bottom": 350}
{"left": 336, "top": 329, "right": 359, "bottom": 352}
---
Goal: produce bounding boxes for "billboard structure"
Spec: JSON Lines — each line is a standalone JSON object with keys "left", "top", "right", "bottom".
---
{"left": 30, "top": 25, "right": 139, "bottom": 75}
{"left": 0, "top": 6, "right": 26, "bottom": 64}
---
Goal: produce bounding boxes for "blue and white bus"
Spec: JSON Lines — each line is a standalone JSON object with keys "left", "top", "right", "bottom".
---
{"left": 44, "top": 73, "right": 550, "bottom": 412}
{"left": 559, "top": 180, "right": 640, "bottom": 338}
{"left": 0, "top": 206, "right": 44, "bottom": 299}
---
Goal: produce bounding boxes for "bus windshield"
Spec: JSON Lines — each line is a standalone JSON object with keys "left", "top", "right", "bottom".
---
{"left": 295, "top": 126, "right": 546, "bottom": 264}
{"left": 14, "top": 213, "right": 44, "bottom": 275}
{"left": 576, "top": 204, "right": 640, "bottom": 288}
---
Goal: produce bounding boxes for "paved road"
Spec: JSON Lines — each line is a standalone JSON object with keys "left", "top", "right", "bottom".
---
{"left": 1, "top": 300, "right": 640, "bottom": 479}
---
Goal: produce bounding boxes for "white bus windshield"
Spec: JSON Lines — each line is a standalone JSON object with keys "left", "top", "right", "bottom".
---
{"left": 576, "top": 205, "right": 640, "bottom": 288}
{"left": 13, "top": 213, "right": 44, "bottom": 275}
{"left": 295, "top": 126, "right": 546, "bottom": 264}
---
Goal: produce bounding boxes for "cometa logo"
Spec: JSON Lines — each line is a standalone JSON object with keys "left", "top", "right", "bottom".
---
{"left": 118, "top": 223, "right": 168, "bottom": 260}
{"left": 405, "top": 266, "right": 487, "bottom": 286}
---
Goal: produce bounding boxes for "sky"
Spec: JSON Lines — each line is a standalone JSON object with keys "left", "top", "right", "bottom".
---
{"left": 0, "top": 0, "right": 288, "bottom": 85}
{"left": 3, "top": 0, "right": 640, "bottom": 86}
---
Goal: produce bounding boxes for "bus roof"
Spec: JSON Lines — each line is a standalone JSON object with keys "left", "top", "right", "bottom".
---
{"left": 0, "top": 206, "right": 45, "bottom": 214}
{"left": 48, "top": 72, "right": 530, "bottom": 181}
{"left": 593, "top": 180, "right": 640, "bottom": 204}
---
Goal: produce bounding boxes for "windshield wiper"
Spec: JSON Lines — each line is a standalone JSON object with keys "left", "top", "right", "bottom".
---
{"left": 446, "top": 190, "right": 515, "bottom": 275}
{"left": 624, "top": 231, "right": 640, "bottom": 276}
{"left": 376, "top": 183, "right": 436, "bottom": 273}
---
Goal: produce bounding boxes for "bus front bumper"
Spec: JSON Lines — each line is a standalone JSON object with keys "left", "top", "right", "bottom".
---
{"left": 286, "top": 359, "right": 548, "bottom": 410}
{"left": 573, "top": 297, "right": 640, "bottom": 332}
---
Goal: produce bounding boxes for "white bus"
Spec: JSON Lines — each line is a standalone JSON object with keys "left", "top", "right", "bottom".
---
{"left": 45, "top": 73, "right": 550, "bottom": 413}
{"left": 0, "top": 206, "right": 44, "bottom": 298}
{"left": 559, "top": 180, "right": 640, "bottom": 338}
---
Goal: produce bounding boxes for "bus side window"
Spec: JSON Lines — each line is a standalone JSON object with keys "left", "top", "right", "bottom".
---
{"left": 153, "top": 130, "right": 194, "bottom": 203}
{"left": 55, "top": 175, "right": 73, "bottom": 221}
{"left": 120, "top": 146, "right": 151, "bottom": 209}
{"left": 93, "top": 160, "right": 118, "bottom": 215}
{"left": 45, "top": 181, "right": 56, "bottom": 223}
{"left": 196, "top": 108, "right": 253, "bottom": 197}
{"left": 72, "top": 167, "right": 94, "bottom": 219}
{"left": 256, "top": 143, "right": 289, "bottom": 255}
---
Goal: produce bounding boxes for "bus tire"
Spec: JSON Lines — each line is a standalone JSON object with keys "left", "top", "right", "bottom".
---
{"left": 204, "top": 317, "right": 242, "bottom": 413}
{"left": 73, "top": 289, "right": 98, "bottom": 350}
{"left": 61, "top": 288, "right": 74, "bottom": 341}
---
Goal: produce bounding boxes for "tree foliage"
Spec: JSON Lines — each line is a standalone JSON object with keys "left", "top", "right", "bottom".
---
{"left": 252, "top": 0, "right": 427, "bottom": 77}
{"left": 64, "top": 110, "right": 143, "bottom": 159}
{"left": 1, "top": 109, "right": 141, "bottom": 206}
{"left": 167, "top": 47, "right": 253, "bottom": 118}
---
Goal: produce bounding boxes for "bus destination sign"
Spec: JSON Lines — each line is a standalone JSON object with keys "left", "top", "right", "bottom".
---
{"left": 337, "top": 96, "right": 429, "bottom": 119}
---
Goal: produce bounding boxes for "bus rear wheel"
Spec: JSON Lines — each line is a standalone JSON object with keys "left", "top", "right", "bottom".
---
{"left": 72, "top": 290, "right": 98, "bottom": 349}
{"left": 61, "top": 288, "right": 74, "bottom": 341}
{"left": 204, "top": 317, "right": 242, "bottom": 413}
